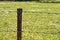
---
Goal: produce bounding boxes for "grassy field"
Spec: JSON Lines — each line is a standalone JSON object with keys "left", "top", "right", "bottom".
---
{"left": 0, "top": 2, "right": 60, "bottom": 40}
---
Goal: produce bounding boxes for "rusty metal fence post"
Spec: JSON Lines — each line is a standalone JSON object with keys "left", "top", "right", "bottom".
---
{"left": 17, "top": 8, "right": 22, "bottom": 40}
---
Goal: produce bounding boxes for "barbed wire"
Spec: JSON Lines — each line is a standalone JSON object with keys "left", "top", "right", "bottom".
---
{"left": 0, "top": 10, "right": 17, "bottom": 12}
{"left": 0, "top": 30, "right": 60, "bottom": 34}
{"left": 0, "top": 10, "right": 60, "bottom": 14}
{"left": 0, "top": 10, "right": 60, "bottom": 34}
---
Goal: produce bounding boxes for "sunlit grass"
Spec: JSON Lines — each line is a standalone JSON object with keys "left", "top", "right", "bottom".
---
{"left": 0, "top": 2, "right": 60, "bottom": 40}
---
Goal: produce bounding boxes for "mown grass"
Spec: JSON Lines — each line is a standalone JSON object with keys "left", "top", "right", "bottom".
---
{"left": 22, "top": 13, "right": 60, "bottom": 40}
{"left": 0, "top": 2, "right": 60, "bottom": 40}
{"left": 0, "top": 11, "right": 17, "bottom": 40}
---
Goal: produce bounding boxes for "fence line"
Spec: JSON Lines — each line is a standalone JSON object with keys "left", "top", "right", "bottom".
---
{"left": 0, "top": 30, "right": 60, "bottom": 34}
{"left": 0, "top": 10, "right": 17, "bottom": 12}
{"left": 0, "top": 9, "right": 60, "bottom": 40}
{"left": 0, "top": 10, "right": 60, "bottom": 14}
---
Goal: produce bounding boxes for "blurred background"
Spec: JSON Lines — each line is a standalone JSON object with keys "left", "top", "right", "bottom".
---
{"left": 0, "top": 0, "right": 60, "bottom": 3}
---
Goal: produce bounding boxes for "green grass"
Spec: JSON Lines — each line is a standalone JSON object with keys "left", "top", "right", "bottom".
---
{"left": 22, "top": 13, "right": 60, "bottom": 40}
{"left": 0, "top": 2, "right": 60, "bottom": 40}
{"left": 0, "top": 11, "right": 17, "bottom": 40}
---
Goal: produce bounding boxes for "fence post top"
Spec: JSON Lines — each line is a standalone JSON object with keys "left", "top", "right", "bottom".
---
{"left": 17, "top": 8, "right": 22, "bottom": 10}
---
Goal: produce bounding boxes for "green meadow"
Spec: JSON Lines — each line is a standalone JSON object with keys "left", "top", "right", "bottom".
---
{"left": 0, "top": 2, "right": 60, "bottom": 40}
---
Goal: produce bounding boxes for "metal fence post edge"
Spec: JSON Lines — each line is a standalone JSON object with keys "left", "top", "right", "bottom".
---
{"left": 17, "top": 8, "right": 22, "bottom": 40}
